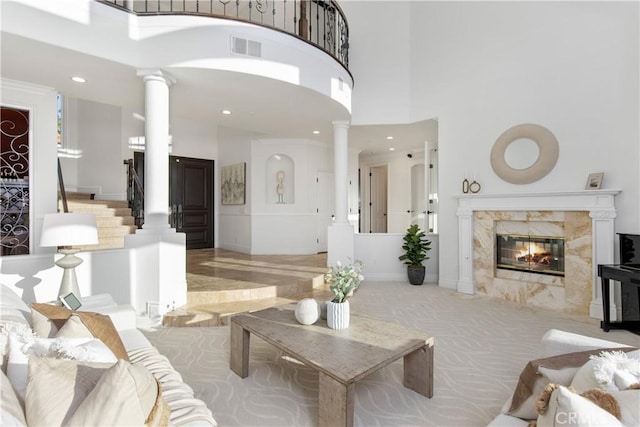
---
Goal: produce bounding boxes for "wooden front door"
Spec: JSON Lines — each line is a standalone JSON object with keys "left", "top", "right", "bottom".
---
{"left": 170, "top": 156, "right": 214, "bottom": 249}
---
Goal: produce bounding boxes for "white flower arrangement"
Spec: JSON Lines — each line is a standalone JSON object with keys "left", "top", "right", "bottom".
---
{"left": 324, "top": 259, "right": 364, "bottom": 303}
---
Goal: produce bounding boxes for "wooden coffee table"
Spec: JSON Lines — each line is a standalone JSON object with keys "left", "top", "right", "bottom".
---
{"left": 230, "top": 306, "right": 434, "bottom": 427}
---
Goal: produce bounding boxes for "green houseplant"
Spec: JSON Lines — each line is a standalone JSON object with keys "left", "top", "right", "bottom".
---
{"left": 323, "top": 259, "right": 364, "bottom": 329}
{"left": 398, "top": 224, "right": 431, "bottom": 285}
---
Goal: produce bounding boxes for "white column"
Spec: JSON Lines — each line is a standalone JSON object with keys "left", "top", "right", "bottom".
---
{"left": 327, "top": 120, "right": 354, "bottom": 268}
{"left": 332, "top": 120, "right": 349, "bottom": 224}
{"left": 125, "top": 69, "right": 185, "bottom": 318}
{"left": 137, "top": 70, "right": 175, "bottom": 230}
{"left": 456, "top": 207, "right": 474, "bottom": 294}
{"left": 589, "top": 210, "right": 618, "bottom": 320}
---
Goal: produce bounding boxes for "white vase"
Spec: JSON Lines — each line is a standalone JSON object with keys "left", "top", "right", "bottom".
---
{"left": 326, "top": 300, "right": 350, "bottom": 329}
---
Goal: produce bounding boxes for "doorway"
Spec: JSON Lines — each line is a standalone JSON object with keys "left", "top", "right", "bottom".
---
{"left": 170, "top": 156, "right": 214, "bottom": 249}
{"left": 133, "top": 152, "right": 214, "bottom": 249}
{"left": 316, "top": 171, "right": 334, "bottom": 253}
{"left": 369, "top": 165, "right": 388, "bottom": 233}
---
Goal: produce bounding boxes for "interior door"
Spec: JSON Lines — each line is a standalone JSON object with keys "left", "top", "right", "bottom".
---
{"left": 170, "top": 156, "right": 214, "bottom": 249}
{"left": 316, "top": 171, "right": 334, "bottom": 253}
{"left": 369, "top": 165, "right": 387, "bottom": 233}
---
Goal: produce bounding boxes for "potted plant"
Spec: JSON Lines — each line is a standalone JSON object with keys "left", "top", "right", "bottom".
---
{"left": 398, "top": 224, "right": 431, "bottom": 285}
{"left": 323, "top": 259, "right": 364, "bottom": 329}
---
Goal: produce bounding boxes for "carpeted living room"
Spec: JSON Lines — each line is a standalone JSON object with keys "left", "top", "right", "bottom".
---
{"left": 142, "top": 280, "right": 639, "bottom": 426}
{"left": 2, "top": 0, "right": 640, "bottom": 426}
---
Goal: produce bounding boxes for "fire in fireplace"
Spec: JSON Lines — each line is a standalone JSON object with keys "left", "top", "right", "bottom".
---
{"left": 496, "top": 234, "right": 565, "bottom": 276}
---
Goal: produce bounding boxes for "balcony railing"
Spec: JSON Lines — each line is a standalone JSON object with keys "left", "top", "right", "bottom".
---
{"left": 97, "top": 0, "right": 349, "bottom": 70}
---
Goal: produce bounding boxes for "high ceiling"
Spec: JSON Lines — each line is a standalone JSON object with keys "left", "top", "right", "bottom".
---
{"left": 1, "top": 32, "right": 435, "bottom": 157}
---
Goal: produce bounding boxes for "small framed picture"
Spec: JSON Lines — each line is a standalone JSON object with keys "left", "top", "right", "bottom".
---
{"left": 585, "top": 172, "right": 604, "bottom": 190}
{"left": 59, "top": 292, "right": 82, "bottom": 311}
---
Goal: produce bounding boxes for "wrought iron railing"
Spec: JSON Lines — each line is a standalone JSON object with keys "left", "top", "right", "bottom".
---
{"left": 124, "top": 159, "right": 145, "bottom": 227}
{"left": 97, "top": 0, "right": 349, "bottom": 70}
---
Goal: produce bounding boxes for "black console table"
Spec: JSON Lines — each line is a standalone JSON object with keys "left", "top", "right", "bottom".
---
{"left": 597, "top": 264, "right": 640, "bottom": 332}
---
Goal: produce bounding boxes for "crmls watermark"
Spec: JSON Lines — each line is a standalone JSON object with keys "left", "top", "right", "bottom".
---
{"left": 556, "top": 411, "right": 602, "bottom": 425}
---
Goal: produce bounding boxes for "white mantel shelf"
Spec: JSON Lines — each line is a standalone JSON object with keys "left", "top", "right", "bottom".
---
{"left": 456, "top": 190, "right": 621, "bottom": 212}
{"left": 456, "top": 189, "right": 622, "bottom": 320}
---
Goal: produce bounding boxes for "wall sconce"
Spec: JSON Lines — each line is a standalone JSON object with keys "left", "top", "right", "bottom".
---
{"left": 40, "top": 213, "right": 98, "bottom": 301}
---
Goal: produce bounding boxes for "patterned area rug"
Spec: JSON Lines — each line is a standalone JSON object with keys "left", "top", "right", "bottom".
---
{"left": 142, "top": 282, "right": 639, "bottom": 426}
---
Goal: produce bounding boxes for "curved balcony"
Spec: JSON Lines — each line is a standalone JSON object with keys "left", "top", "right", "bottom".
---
{"left": 97, "top": 0, "right": 349, "bottom": 71}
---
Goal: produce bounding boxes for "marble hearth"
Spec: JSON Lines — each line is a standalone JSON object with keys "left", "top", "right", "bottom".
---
{"left": 456, "top": 190, "right": 620, "bottom": 319}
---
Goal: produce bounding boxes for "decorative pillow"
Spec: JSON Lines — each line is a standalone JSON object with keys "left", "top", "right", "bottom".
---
{"left": 25, "top": 358, "right": 166, "bottom": 427}
{"left": 24, "top": 358, "right": 114, "bottom": 426}
{"left": 31, "top": 303, "right": 129, "bottom": 361}
{"left": 507, "top": 347, "right": 638, "bottom": 420}
{"left": 6, "top": 333, "right": 117, "bottom": 402}
{"left": 0, "top": 370, "right": 26, "bottom": 427}
{"left": 611, "top": 389, "right": 640, "bottom": 426}
{"left": 0, "top": 285, "right": 31, "bottom": 327}
{"left": 536, "top": 385, "right": 623, "bottom": 427}
{"left": 571, "top": 350, "right": 640, "bottom": 393}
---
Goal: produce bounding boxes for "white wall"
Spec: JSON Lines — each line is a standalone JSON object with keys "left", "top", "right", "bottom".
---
{"left": 341, "top": 0, "right": 412, "bottom": 124}
{"left": 217, "top": 126, "right": 255, "bottom": 252}
{"left": 345, "top": 1, "right": 640, "bottom": 290}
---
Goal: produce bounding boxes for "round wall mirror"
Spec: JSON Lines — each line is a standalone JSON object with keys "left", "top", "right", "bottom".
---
{"left": 504, "top": 138, "right": 540, "bottom": 170}
{"left": 490, "top": 123, "right": 559, "bottom": 184}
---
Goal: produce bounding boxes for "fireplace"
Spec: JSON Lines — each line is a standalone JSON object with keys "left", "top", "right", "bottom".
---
{"left": 496, "top": 234, "right": 565, "bottom": 276}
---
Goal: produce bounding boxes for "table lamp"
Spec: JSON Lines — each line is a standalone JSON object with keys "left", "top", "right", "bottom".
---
{"left": 40, "top": 213, "right": 98, "bottom": 301}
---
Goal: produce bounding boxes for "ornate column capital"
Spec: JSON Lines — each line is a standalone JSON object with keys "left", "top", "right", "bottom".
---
{"left": 136, "top": 69, "right": 176, "bottom": 86}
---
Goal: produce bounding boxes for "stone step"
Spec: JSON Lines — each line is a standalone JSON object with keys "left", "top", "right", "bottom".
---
{"left": 163, "top": 283, "right": 332, "bottom": 327}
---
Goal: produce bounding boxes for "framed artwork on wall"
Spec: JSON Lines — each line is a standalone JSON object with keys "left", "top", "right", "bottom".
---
{"left": 221, "top": 162, "right": 246, "bottom": 205}
{"left": 585, "top": 172, "right": 604, "bottom": 190}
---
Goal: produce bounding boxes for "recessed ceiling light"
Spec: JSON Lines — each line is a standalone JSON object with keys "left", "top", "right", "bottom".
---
{"left": 386, "top": 136, "right": 394, "bottom": 140}
{"left": 221, "top": 109, "right": 232, "bottom": 115}
{"left": 313, "top": 130, "right": 320, "bottom": 134}
{"left": 389, "top": 147, "right": 395, "bottom": 151}
{"left": 71, "top": 76, "right": 86, "bottom": 83}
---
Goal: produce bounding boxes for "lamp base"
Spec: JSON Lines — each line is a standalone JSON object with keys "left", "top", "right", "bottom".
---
{"left": 55, "top": 249, "right": 83, "bottom": 301}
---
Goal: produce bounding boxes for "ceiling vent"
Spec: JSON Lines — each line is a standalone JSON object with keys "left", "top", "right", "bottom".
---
{"left": 231, "top": 36, "right": 262, "bottom": 58}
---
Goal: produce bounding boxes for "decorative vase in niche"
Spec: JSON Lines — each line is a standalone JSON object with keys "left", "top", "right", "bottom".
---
{"left": 295, "top": 298, "right": 319, "bottom": 325}
{"left": 326, "top": 300, "right": 350, "bottom": 330}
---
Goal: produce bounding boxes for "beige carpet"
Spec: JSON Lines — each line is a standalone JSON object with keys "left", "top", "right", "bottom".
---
{"left": 142, "top": 282, "right": 640, "bottom": 426}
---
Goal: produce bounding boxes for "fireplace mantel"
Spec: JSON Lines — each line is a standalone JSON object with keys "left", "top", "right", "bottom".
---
{"left": 456, "top": 190, "right": 621, "bottom": 319}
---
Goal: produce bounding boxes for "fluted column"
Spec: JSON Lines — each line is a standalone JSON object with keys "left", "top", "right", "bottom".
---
{"left": 332, "top": 120, "right": 350, "bottom": 225}
{"left": 137, "top": 69, "right": 175, "bottom": 229}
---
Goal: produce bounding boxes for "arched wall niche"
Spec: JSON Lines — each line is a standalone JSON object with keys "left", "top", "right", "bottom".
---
{"left": 266, "top": 154, "right": 294, "bottom": 204}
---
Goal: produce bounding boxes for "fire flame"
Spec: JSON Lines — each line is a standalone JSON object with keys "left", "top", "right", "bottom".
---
{"left": 517, "top": 242, "right": 545, "bottom": 261}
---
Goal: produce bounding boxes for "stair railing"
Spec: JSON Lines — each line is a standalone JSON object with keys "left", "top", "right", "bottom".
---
{"left": 124, "top": 159, "right": 144, "bottom": 228}
{"left": 57, "top": 158, "right": 69, "bottom": 213}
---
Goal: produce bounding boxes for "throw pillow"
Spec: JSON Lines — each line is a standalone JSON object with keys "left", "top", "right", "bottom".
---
{"left": 6, "top": 333, "right": 117, "bottom": 402}
{"left": 507, "top": 347, "right": 638, "bottom": 420}
{"left": 611, "top": 389, "right": 640, "bottom": 427}
{"left": 0, "top": 370, "right": 26, "bottom": 427}
{"left": 571, "top": 350, "right": 640, "bottom": 393}
{"left": 31, "top": 303, "right": 129, "bottom": 361}
{"left": 25, "top": 358, "right": 167, "bottom": 427}
{"left": 536, "top": 385, "right": 623, "bottom": 427}
{"left": 24, "top": 358, "right": 112, "bottom": 426}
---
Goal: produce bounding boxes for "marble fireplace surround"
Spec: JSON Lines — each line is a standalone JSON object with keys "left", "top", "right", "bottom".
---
{"left": 456, "top": 190, "right": 620, "bottom": 319}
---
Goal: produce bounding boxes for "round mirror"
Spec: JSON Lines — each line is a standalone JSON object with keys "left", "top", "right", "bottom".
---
{"left": 490, "top": 123, "right": 559, "bottom": 185}
{"left": 504, "top": 138, "right": 540, "bottom": 170}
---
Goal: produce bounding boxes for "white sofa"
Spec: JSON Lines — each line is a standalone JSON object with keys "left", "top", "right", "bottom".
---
{"left": 0, "top": 284, "right": 216, "bottom": 426}
{"left": 489, "top": 329, "right": 638, "bottom": 426}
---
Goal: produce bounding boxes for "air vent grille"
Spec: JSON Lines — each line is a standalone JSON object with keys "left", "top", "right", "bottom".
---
{"left": 231, "top": 36, "right": 262, "bottom": 58}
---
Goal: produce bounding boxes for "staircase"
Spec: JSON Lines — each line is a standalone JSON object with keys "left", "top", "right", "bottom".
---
{"left": 60, "top": 192, "right": 138, "bottom": 250}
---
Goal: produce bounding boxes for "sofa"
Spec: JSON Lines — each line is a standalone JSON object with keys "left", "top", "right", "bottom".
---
{"left": 0, "top": 284, "right": 216, "bottom": 426}
{"left": 489, "top": 329, "right": 639, "bottom": 426}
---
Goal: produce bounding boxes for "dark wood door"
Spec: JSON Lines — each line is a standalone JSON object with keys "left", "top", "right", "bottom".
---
{"left": 169, "top": 156, "right": 214, "bottom": 249}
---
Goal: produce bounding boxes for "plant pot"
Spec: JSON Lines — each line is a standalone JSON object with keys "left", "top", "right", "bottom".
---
{"left": 326, "top": 300, "right": 350, "bottom": 329}
{"left": 407, "top": 265, "right": 426, "bottom": 285}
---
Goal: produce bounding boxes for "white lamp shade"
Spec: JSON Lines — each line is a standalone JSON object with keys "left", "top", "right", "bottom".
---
{"left": 40, "top": 213, "right": 99, "bottom": 247}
